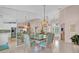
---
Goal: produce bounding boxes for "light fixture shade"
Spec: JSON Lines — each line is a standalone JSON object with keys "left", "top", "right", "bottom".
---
{"left": 41, "top": 19, "right": 48, "bottom": 27}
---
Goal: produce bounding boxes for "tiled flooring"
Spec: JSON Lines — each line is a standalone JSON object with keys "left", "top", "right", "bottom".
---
{"left": 0, "top": 40, "right": 79, "bottom": 53}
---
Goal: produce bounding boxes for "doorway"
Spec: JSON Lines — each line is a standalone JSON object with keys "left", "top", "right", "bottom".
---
{"left": 61, "top": 24, "right": 65, "bottom": 41}
{"left": 8, "top": 27, "right": 16, "bottom": 48}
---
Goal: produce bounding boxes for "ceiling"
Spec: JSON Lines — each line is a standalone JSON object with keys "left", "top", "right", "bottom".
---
{"left": 0, "top": 5, "right": 69, "bottom": 23}
{"left": 0, "top": 5, "right": 69, "bottom": 16}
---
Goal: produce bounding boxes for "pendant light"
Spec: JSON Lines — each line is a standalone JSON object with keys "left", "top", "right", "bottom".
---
{"left": 41, "top": 5, "right": 48, "bottom": 27}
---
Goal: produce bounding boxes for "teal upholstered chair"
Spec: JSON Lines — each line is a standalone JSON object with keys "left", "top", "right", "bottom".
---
{"left": 0, "top": 43, "right": 9, "bottom": 51}
{"left": 39, "top": 41, "right": 46, "bottom": 47}
{"left": 47, "top": 33, "right": 54, "bottom": 44}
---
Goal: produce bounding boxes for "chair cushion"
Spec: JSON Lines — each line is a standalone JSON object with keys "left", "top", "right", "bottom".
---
{"left": 0, "top": 43, "right": 9, "bottom": 51}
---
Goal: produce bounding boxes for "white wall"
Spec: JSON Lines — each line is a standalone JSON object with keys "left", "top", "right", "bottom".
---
{"left": 59, "top": 6, "right": 79, "bottom": 43}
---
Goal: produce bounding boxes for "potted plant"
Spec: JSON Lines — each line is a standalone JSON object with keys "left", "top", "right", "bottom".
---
{"left": 71, "top": 34, "right": 79, "bottom": 45}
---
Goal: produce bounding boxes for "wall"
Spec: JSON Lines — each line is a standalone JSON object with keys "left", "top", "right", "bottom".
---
{"left": 59, "top": 6, "right": 79, "bottom": 43}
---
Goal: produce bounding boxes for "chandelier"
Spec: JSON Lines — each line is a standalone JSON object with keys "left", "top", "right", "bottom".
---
{"left": 41, "top": 5, "right": 48, "bottom": 27}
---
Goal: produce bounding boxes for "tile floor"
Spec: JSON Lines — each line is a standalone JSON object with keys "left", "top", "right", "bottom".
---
{"left": 0, "top": 40, "right": 79, "bottom": 53}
